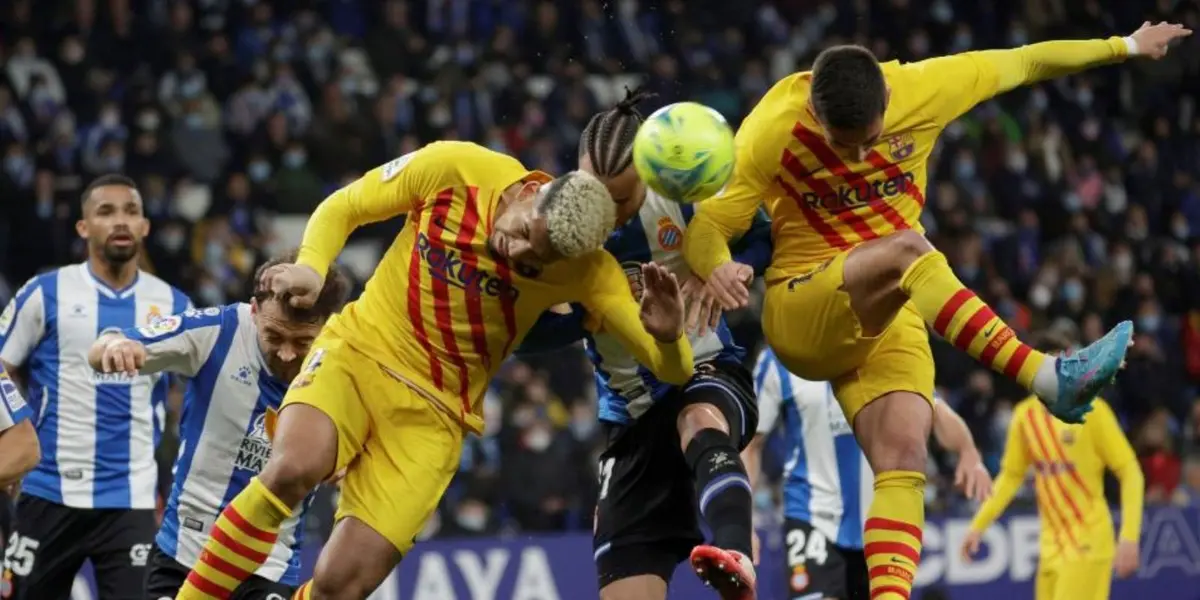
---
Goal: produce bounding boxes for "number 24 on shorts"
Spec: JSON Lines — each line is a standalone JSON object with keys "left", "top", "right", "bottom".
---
{"left": 786, "top": 527, "right": 828, "bottom": 567}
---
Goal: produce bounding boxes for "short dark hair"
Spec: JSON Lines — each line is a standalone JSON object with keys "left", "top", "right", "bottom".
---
{"left": 253, "top": 249, "right": 350, "bottom": 324}
{"left": 81, "top": 174, "right": 139, "bottom": 209}
{"left": 1032, "top": 331, "right": 1073, "bottom": 354}
{"left": 810, "top": 45, "right": 887, "bottom": 131}
{"left": 578, "top": 86, "right": 657, "bottom": 177}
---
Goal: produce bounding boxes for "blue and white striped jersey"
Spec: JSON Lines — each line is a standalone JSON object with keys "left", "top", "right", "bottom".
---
{"left": 0, "top": 363, "right": 31, "bottom": 431}
{"left": 0, "top": 263, "right": 190, "bottom": 509}
{"left": 125, "top": 303, "right": 309, "bottom": 585}
{"left": 588, "top": 191, "right": 763, "bottom": 424}
{"left": 754, "top": 347, "right": 873, "bottom": 551}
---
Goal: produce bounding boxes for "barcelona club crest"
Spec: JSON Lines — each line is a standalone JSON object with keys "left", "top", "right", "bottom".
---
{"left": 886, "top": 133, "right": 916, "bottom": 161}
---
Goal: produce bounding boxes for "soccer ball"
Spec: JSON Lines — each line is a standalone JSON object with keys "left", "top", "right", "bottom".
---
{"left": 632, "top": 102, "right": 736, "bottom": 203}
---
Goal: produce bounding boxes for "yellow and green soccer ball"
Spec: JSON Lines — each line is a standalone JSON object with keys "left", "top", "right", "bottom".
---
{"left": 632, "top": 101, "right": 736, "bottom": 203}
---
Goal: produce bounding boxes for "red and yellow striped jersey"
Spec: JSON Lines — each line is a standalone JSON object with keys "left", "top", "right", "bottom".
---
{"left": 296, "top": 141, "right": 694, "bottom": 433}
{"left": 684, "top": 38, "right": 1130, "bottom": 280}
{"left": 969, "top": 398, "right": 1144, "bottom": 566}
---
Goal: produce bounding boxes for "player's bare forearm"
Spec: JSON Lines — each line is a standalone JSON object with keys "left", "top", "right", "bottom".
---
{"left": 932, "top": 401, "right": 978, "bottom": 457}
{"left": 0, "top": 420, "right": 39, "bottom": 487}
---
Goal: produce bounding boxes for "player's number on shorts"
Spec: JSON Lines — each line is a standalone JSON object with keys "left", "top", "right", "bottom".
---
{"left": 4, "top": 532, "right": 39, "bottom": 576}
{"left": 785, "top": 527, "right": 828, "bottom": 567}
{"left": 597, "top": 457, "right": 616, "bottom": 500}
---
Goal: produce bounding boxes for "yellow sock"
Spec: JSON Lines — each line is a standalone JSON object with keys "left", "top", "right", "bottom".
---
{"left": 900, "top": 251, "right": 1047, "bottom": 389}
{"left": 863, "top": 471, "right": 926, "bottom": 600}
{"left": 177, "top": 478, "right": 293, "bottom": 599}
{"left": 292, "top": 581, "right": 313, "bottom": 599}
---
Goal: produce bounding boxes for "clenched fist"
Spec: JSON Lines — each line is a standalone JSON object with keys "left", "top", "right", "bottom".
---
{"left": 99, "top": 337, "right": 147, "bottom": 377}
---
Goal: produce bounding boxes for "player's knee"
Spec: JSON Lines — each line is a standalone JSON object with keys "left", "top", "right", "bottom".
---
{"left": 677, "top": 402, "right": 730, "bottom": 449}
{"left": 882, "top": 230, "right": 934, "bottom": 271}
{"left": 308, "top": 565, "right": 369, "bottom": 600}
{"left": 869, "top": 431, "right": 928, "bottom": 473}
{"left": 258, "top": 453, "right": 326, "bottom": 506}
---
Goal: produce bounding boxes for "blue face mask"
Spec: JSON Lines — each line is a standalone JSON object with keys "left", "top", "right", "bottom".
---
{"left": 955, "top": 159, "right": 976, "bottom": 180}
{"left": 248, "top": 161, "right": 272, "bottom": 182}
{"left": 1062, "top": 281, "right": 1084, "bottom": 303}
{"left": 283, "top": 151, "right": 306, "bottom": 169}
{"left": 184, "top": 113, "right": 204, "bottom": 129}
{"left": 4, "top": 155, "right": 28, "bottom": 175}
{"left": 1139, "top": 314, "right": 1162, "bottom": 333}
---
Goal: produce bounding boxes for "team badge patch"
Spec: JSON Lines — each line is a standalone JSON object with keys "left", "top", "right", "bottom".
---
{"left": 0, "top": 369, "right": 24, "bottom": 415}
{"left": 136, "top": 315, "right": 182, "bottom": 338}
{"left": 656, "top": 217, "right": 683, "bottom": 251}
{"left": 790, "top": 565, "right": 809, "bottom": 592}
{"left": 290, "top": 348, "right": 326, "bottom": 390}
{"left": 146, "top": 304, "right": 163, "bottom": 324}
{"left": 0, "top": 301, "right": 14, "bottom": 334}
{"left": 886, "top": 133, "right": 915, "bottom": 161}
{"left": 380, "top": 151, "right": 417, "bottom": 181}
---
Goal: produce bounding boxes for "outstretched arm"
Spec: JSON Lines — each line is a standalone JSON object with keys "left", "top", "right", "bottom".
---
{"left": 297, "top": 145, "right": 449, "bottom": 278}
{"left": 89, "top": 308, "right": 225, "bottom": 377}
{"left": 578, "top": 253, "right": 694, "bottom": 385}
{"left": 912, "top": 22, "right": 1190, "bottom": 127}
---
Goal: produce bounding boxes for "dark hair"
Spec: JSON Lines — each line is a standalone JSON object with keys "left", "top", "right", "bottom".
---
{"left": 253, "top": 249, "right": 351, "bottom": 324}
{"left": 1032, "top": 330, "right": 1073, "bottom": 354}
{"left": 578, "top": 86, "right": 657, "bottom": 177}
{"left": 81, "top": 173, "right": 138, "bottom": 208}
{"left": 810, "top": 45, "right": 887, "bottom": 131}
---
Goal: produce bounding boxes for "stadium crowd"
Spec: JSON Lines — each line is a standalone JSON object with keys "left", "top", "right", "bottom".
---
{"left": 2, "top": 0, "right": 1200, "bottom": 546}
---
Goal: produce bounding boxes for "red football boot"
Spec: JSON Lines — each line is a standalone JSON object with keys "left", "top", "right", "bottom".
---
{"left": 689, "top": 545, "right": 757, "bottom": 600}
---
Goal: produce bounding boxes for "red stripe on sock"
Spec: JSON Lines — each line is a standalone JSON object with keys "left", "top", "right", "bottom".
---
{"left": 868, "top": 564, "right": 915, "bottom": 584}
{"left": 211, "top": 526, "right": 270, "bottom": 564}
{"left": 979, "top": 326, "right": 1015, "bottom": 368}
{"left": 863, "top": 541, "right": 921, "bottom": 565}
{"left": 1003, "top": 344, "right": 1033, "bottom": 380}
{"left": 871, "top": 585, "right": 912, "bottom": 599}
{"left": 932, "top": 289, "right": 974, "bottom": 337}
{"left": 951, "top": 306, "right": 996, "bottom": 351}
{"left": 185, "top": 571, "right": 232, "bottom": 599}
{"left": 199, "top": 550, "right": 253, "bottom": 582}
{"left": 224, "top": 506, "right": 278, "bottom": 544}
{"left": 864, "top": 517, "right": 924, "bottom": 542}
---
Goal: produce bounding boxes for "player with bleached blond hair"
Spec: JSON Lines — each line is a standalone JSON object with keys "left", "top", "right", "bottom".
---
{"left": 176, "top": 141, "right": 696, "bottom": 600}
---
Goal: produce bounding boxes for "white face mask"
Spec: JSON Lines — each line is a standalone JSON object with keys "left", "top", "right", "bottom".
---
{"left": 1030, "top": 284, "right": 1052, "bottom": 309}
{"left": 524, "top": 427, "right": 552, "bottom": 451}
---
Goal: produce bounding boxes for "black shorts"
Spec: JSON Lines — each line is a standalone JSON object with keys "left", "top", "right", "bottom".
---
{"left": 4, "top": 494, "right": 155, "bottom": 600}
{"left": 143, "top": 543, "right": 294, "bottom": 600}
{"left": 781, "top": 518, "right": 868, "bottom": 600}
{"left": 593, "top": 360, "right": 758, "bottom": 588}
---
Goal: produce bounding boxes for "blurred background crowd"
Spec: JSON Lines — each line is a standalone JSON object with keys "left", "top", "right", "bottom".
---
{"left": 2, "top": 0, "right": 1200, "bottom": 545}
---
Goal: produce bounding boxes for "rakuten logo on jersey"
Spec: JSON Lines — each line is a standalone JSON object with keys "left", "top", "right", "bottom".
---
{"left": 801, "top": 172, "right": 916, "bottom": 212}
{"left": 416, "top": 233, "right": 519, "bottom": 300}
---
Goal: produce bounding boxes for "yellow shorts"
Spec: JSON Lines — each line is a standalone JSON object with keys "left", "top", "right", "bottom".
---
{"left": 762, "top": 250, "right": 935, "bottom": 422}
{"left": 1036, "top": 560, "right": 1113, "bottom": 600}
{"left": 283, "top": 329, "right": 464, "bottom": 554}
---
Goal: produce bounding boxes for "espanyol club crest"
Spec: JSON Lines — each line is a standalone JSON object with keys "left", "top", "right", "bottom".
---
{"left": 790, "top": 565, "right": 809, "bottom": 592}
{"left": 622, "top": 262, "right": 645, "bottom": 301}
{"left": 656, "top": 216, "right": 683, "bottom": 251}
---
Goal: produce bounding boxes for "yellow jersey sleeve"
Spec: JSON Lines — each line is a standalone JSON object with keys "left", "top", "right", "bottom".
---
{"left": 904, "top": 38, "right": 1130, "bottom": 128}
{"left": 969, "top": 403, "right": 1033, "bottom": 532}
{"left": 575, "top": 251, "right": 695, "bottom": 384}
{"left": 1089, "top": 400, "right": 1145, "bottom": 542}
{"left": 296, "top": 143, "right": 457, "bottom": 278}
{"left": 683, "top": 93, "right": 783, "bottom": 279}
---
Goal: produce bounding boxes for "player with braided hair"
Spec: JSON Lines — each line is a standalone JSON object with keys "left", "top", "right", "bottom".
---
{"left": 519, "top": 90, "right": 774, "bottom": 600}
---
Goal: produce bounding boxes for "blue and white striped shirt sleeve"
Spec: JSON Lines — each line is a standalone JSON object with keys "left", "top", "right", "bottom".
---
{"left": 0, "top": 277, "right": 47, "bottom": 368}
{"left": 0, "top": 364, "right": 31, "bottom": 431}
{"left": 123, "top": 307, "right": 224, "bottom": 377}
{"left": 753, "top": 350, "right": 785, "bottom": 435}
